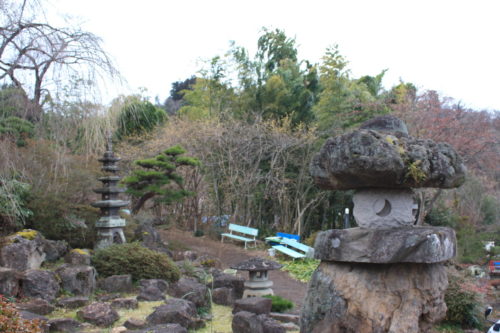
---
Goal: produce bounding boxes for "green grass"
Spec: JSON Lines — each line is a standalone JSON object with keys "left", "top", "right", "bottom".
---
{"left": 277, "top": 258, "right": 320, "bottom": 282}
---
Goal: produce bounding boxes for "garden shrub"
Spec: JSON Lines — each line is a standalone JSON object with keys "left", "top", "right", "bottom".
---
{"left": 0, "top": 177, "right": 32, "bottom": 234}
{"left": 0, "top": 295, "right": 43, "bottom": 332}
{"left": 263, "top": 295, "right": 294, "bottom": 313}
{"left": 443, "top": 275, "right": 483, "bottom": 329}
{"left": 0, "top": 116, "right": 34, "bottom": 146}
{"left": 92, "top": 242, "right": 180, "bottom": 282}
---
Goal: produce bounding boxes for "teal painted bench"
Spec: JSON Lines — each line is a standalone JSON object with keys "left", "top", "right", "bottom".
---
{"left": 272, "top": 237, "right": 314, "bottom": 259}
{"left": 221, "top": 223, "right": 258, "bottom": 249}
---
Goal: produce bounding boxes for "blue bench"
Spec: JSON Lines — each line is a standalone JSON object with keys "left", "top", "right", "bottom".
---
{"left": 265, "top": 232, "right": 300, "bottom": 245}
{"left": 221, "top": 223, "right": 258, "bottom": 249}
{"left": 272, "top": 237, "right": 314, "bottom": 259}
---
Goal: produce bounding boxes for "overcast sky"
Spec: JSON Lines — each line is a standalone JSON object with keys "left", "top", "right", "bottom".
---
{"left": 51, "top": 0, "right": 500, "bottom": 111}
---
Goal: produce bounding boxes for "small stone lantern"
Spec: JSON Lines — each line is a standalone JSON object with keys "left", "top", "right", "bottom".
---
{"left": 231, "top": 257, "right": 282, "bottom": 298}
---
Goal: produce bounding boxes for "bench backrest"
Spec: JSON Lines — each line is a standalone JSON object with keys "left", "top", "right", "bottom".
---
{"left": 280, "top": 237, "right": 311, "bottom": 253}
{"left": 277, "top": 232, "right": 300, "bottom": 241}
{"left": 228, "top": 223, "right": 259, "bottom": 237}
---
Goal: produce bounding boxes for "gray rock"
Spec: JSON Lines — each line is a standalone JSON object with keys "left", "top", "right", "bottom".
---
{"left": 212, "top": 273, "right": 245, "bottom": 299}
{"left": 19, "top": 310, "right": 50, "bottom": 332}
{"left": 64, "top": 250, "right": 91, "bottom": 265}
{"left": 212, "top": 287, "right": 234, "bottom": 306}
{"left": 57, "top": 296, "right": 89, "bottom": 309}
{"left": 98, "top": 274, "right": 133, "bottom": 293}
{"left": 168, "top": 277, "right": 210, "bottom": 309}
{"left": 0, "top": 231, "right": 46, "bottom": 270}
{"left": 123, "top": 318, "right": 147, "bottom": 330}
{"left": 233, "top": 297, "right": 272, "bottom": 315}
{"left": 56, "top": 264, "right": 96, "bottom": 296}
{"left": 232, "top": 311, "right": 263, "bottom": 333}
{"left": 16, "top": 298, "right": 55, "bottom": 315}
{"left": 132, "top": 324, "right": 187, "bottom": 333}
{"left": 0, "top": 267, "right": 20, "bottom": 297}
{"left": 352, "top": 189, "right": 417, "bottom": 228}
{"left": 314, "top": 227, "right": 456, "bottom": 263}
{"left": 77, "top": 302, "right": 119, "bottom": 327}
{"left": 359, "top": 115, "right": 409, "bottom": 137}
{"left": 137, "top": 279, "right": 168, "bottom": 301}
{"left": 20, "top": 269, "right": 60, "bottom": 302}
{"left": 310, "top": 128, "right": 466, "bottom": 190}
{"left": 42, "top": 239, "right": 68, "bottom": 262}
{"left": 110, "top": 297, "right": 138, "bottom": 309}
{"left": 146, "top": 298, "right": 204, "bottom": 329}
{"left": 269, "top": 313, "right": 300, "bottom": 324}
{"left": 259, "top": 314, "right": 286, "bottom": 333}
{"left": 48, "top": 317, "right": 82, "bottom": 332}
{"left": 300, "top": 261, "right": 448, "bottom": 333}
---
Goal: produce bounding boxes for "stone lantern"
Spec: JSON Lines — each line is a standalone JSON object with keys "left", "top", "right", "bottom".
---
{"left": 91, "top": 134, "right": 129, "bottom": 249}
{"left": 231, "top": 257, "right": 282, "bottom": 298}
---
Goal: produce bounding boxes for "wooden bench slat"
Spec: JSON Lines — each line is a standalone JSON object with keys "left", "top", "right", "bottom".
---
{"left": 272, "top": 245, "right": 305, "bottom": 258}
{"left": 221, "top": 233, "right": 253, "bottom": 242}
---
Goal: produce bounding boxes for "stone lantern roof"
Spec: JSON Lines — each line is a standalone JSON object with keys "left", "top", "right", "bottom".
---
{"left": 231, "top": 257, "right": 282, "bottom": 271}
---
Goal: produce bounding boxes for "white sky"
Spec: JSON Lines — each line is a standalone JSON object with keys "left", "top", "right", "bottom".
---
{"left": 51, "top": 0, "right": 500, "bottom": 111}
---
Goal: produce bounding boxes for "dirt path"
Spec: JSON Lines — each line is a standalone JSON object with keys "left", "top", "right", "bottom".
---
{"left": 160, "top": 228, "right": 308, "bottom": 314}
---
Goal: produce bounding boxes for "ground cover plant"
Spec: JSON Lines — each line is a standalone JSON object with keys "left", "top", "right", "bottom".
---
{"left": 263, "top": 294, "right": 294, "bottom": 312}
{"left": 277, "top": 258, "right": 320, "bottom": 282}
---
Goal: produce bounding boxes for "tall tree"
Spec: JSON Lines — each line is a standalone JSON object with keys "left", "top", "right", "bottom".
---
{"left": 0, "top": 0, "right": 118, "bottom": 120}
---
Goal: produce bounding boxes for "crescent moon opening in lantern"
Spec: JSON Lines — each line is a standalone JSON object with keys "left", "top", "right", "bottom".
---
{"left": 376, "top": 199, "right": 392, "bottom": 217}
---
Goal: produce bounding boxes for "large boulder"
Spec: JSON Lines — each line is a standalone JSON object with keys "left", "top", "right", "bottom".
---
{"left": 137, "top": 279, "right": 168, "bottom": 301}
{"left": 212, "top": 273, "right": 245, "bottom": 299}
{"left": 300, "top": 261, "right": 448, "bottom": 333}
{"left": 64, "top": 249, "right": 91, "bottom": 265}
{"left": 314, "top": 227, "right": 456, "bottom": 263}
{"left": 232, "top": 311, "right": 286, "bottom": 333}
{"left": 16, "top": 298, "right": 54, "bottom": 315}
{"left": 146, "top": 298, "right": 204, "bottom": 329}
{"left": 0, "top": 230, "right": 46, "bottom": 270}
{"left": 111, "top": 298, "right": 138, "bottom": 310}
{"left": 98, "top": 274, "right": 133, "bottom": 293}
{"left": 42, "top": 239, "right": 68, "bottom": 262}
{"left": 168, "top": 277, "right": 210, "bottom": 309}
{"left": 47, "top": 318, "right": 82, "bottom": 332}
{"left": 310, "top": 127, "right": 466, "bottom": 190}
{"left": 56, "top": 264, "right": 96, "bottom": 296}
{"left": 211, "top": 287, "right": 234, "bottom": 306}
{"left": 57, "top": 296, "right": 89, "bottom": 309}
{"left": 0, "top": 267, "right": 20, "bottom": 297}
{"left": 20, "top": 269, "right": 60, "bottom": 302}
{"left": 77, "top": 302, "right": 119, "bottom": 327}
{"left": 233, "top": 297, "right": 272, "bottom": 315}
{"left": 132, "top": 324, "right": 187, "bottom": 333}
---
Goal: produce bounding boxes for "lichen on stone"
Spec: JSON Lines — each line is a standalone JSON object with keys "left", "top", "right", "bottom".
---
{"left": 15, "top": 229, "right": 38, "bottom": 240}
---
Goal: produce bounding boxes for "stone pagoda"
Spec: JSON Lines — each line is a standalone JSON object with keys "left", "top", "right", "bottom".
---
{"left": 301, "top": 116, "right": 466, "bottom": 333}
{"left": 91, "top": 134, "right": 129, "bottom": 249}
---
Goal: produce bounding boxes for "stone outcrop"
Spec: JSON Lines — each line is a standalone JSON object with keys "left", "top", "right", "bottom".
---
{"left": 0, "top": 267, "right": 20, "bottom": 297}
{"left": 301, "top": 262, "right": 448, "bottom": 333}
{"left": 16, "top": 298, "right": 54, "bottom": 315}
{"left": 47, "top": 317, "right": 82, "bottom": 332}
{"left": 77, "top": 302, "right": 119, "bottom": 327}
{"left": 146, "top": 298, "right": 204, "bottom": 330}
{"left": 56, "top": 264, "right": 96, "bottom": 296}
{"left": 310, "top": 127, "right": 466, "bottom": 190}
{"left": 137, "top": 279, "right": 168, "bottom": 301}
{"left": 57, "top": 296, "right": 89, "bottom": 309}
{"left": 98, "top": 274, "right": 133, "bottom": 293}
{"left": 168, "top": 277, "right": 210, "bottom": 309}
{"left": 20, "top": 269, "right": 60, "bottom": 302}
{"left": 212, "top": 273, "right": 245, "bottom": 299}
{"left": 232, "top": 311, "right": 286, "bottom": 333}
{"left": 111, "top": 297, "right": 138, "bottom": 309}
{"left": 42, "top": 239, "right": 68, "bottom": 262}
{"left": 0, "top": 231, "right": 46, "bottom": 271}
{"left": 314, "top": 227, "right": 456, "bottom": 263}
{"left": 233, "top": 297, "right": 272, "bottom": 315}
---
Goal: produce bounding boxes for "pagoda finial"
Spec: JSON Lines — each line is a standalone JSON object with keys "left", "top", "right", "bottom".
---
{"left": 106, "top": 131, "right": 113, "bottom": 152}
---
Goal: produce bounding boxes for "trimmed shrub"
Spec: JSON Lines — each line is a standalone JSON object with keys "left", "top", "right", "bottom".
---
{"left": 263, "top": 295, "right": 294, "bottom": 313}
{"left": 115, "top": 100, "right": 166, "bottom": 140}
{"left": 0, "top": 295, "right": 43, "bottom": 332}
{"left": 92, "top": 242, "right": 180, "bottom": 282}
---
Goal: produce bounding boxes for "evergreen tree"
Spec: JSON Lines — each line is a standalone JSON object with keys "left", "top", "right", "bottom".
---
{"left": 122, "top": 145, "right": 201, "bottom": 214}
